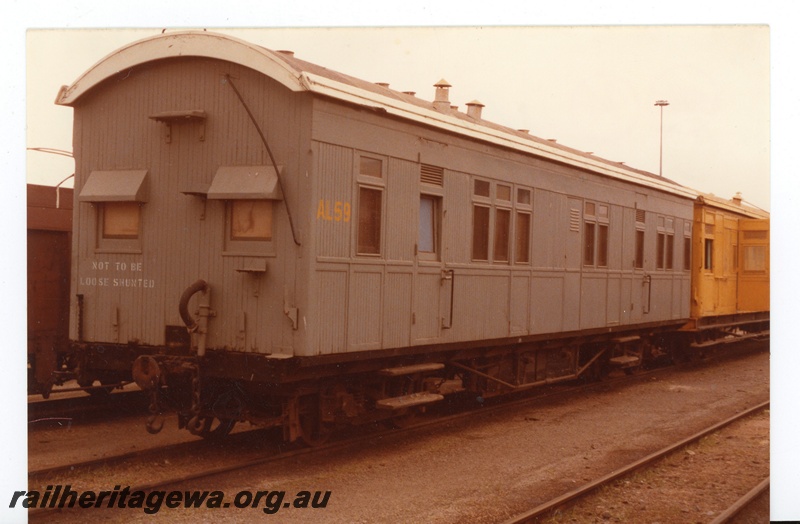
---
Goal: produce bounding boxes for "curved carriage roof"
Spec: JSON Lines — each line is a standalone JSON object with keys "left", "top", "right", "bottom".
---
{"left": 57, "top": 30, "right": 698, "bottom": 200}
{"left": 696, "top": 192, "right": 770, "bottom": 219}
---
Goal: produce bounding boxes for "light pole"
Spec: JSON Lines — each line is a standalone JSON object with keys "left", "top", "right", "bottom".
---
{"left": 654, "top": 100, "right": 669, "bottom": 177}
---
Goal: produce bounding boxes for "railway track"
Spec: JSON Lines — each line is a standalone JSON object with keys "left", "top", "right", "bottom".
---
{"left": 27, "top": 340, "right": 768, "bottom": 521}
{"left": 501, "top": 400, "right": 770, "bottom": 524}
{"left": 27, "top": 358, "right": 695, "bottom": 520}
{"left": 709, "top": 477, "right": 769, "bottom": 524}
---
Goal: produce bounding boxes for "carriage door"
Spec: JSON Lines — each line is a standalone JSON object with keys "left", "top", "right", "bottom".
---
{"left": 413, "top": 166, "right": 450, "bottom": 342}
{"left": 737, "top": 218, "right": 770, "bottom": 312}
{"left": 629, "top": 196, "right": 649, "bottom": 322}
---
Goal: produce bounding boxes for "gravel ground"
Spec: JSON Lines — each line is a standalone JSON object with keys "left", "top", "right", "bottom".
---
{"left": 30, "top": 348, "right": 769, "bottom": 523}
{"left": 541, "top": 408, "right": 769, "bottom": 523}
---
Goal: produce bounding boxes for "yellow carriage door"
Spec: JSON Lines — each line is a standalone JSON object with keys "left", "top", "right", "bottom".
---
{"left": 737, "top": 219, "right": 770, "bottom": 312}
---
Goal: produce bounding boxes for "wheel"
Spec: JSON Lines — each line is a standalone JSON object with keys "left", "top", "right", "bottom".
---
{"left": 298, "top": 396, "right": 332, "bottom": 447}
{"left": 191, "top": 416, "right": 236, "bottom": 440}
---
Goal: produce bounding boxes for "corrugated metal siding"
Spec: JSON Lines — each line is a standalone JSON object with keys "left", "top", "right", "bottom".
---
{"left": 532, "top": 189, "right": 566, "bottom": 270}
{"left": 315, "top": 142, "right": 353, "bottom": 258}
{"left": 530, "top": 275, "right": 563, "bottom": 334}
{"left": 580, "top": 276, "right": 608, "bottom": 328}
{"left": 348, "top": 268, "right": 383, "bottom": 349}
{"left": 385, "top": 158, "right": 416, "bottom": 262}
{"left": 509, "top": 274, "right": 530, "bottom": 335}
{"left": 383, "top": 270, "right": 412, "bottom": 347}
{"left": 71, "top": 57, "right": 309, "bottom": 354}
{"left": 607, "top": 276, "right": 622, "bottom": 325}
{"left": 457, "top": 273, "right": 509, "bottom": 341}
{"left": 444, "top": 171, "right": 471, "bottom": 263}
{"left": 315, "top": 268, "right": 348, "bottom": 354}
{"left": 412, "top": 271, "right": 442, "bottom": 342}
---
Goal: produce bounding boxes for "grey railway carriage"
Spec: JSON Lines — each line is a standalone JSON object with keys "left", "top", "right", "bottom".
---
{"left": 57, "top": 31, "right": 697, "bottom": 443}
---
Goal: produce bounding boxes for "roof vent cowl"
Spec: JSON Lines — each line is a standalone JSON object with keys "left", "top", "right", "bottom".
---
{"left": 433, "top": 79, "right": 452, "bottom": 112}
{"left": 466, "top": 100, "right": 485, "bottom": 120}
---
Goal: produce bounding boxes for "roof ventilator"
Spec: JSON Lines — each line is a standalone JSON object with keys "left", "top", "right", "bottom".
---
{"left": 466, "top": 100, "right": 484, "bottom": 120}
{"left": 433, "top": 79, "right": 452, "bottom": 112}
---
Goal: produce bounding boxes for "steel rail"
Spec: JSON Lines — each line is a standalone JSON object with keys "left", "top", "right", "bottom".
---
{"left": 708, "top": 477, "right": 770, "bottom": 524}
{"left": 28, "top": 341, "right": 767, "bottom": 519}
{"left": 27, "top": 362, "right": 677, "bottom": 519}
{"left": 500, "top": 400, "right": 770, "bottom": 524}
{"left": 28, "top": 438, "right": 211, "bottom": 479}
{"left": 27, "top": 370, "right": 610, "bottom": 484}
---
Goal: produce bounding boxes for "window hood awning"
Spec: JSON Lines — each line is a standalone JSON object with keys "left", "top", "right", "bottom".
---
{"left": 78, "top": 170, "right": 149, "bottom": 202}
{"left": 206, "top": 165, "right": 283, "bottom": 200}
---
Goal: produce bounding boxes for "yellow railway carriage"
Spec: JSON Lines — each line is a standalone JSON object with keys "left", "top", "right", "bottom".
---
{"left": 687, "top": 193, "right": 769, "bottom": 339}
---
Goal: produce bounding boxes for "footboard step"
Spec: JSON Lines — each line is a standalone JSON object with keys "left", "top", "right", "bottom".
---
{"left": 376, "top": 392, "right": 444, "bottom": 410}
{"left": 609, "top": 355, "right": 640, "bottom": 366}
{"left": 378, "top": 363, "right": 445, "bottom": 376}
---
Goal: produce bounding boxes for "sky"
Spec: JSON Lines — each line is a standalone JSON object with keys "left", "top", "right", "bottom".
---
{"left": 26, "top": 26, "right": 771, "bottom": 210}
{"left": 5, "top": 2, "right": 799, "bottom": 522}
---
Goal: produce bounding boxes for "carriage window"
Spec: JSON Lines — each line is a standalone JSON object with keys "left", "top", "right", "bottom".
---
{"left": 419, "top": 195, "right": 440, "bottom": 258}
{"left": 496, "top": 184, "right": 511, "bottom": 202}
{"left": 357, "top": 187, "right": 382, "bottom": 255}
{"left": 683, "top": 237, "right": 691, "bottom": 271}
{"left": 515, "top": 212, "right": 531, "bottom": 264}
{"left": 743, "top": 245, "right": 766, "bottom": 271}
{"left": 597, "top": 224, "right": 608, "bottom": 267}
{"left": 494, "top": 208, "right": 510, "bottom": 263}
{"left": 230, "top": 200, "right": 272, "bottom": 241}
{"left": 635, "top": 230, "right": 645, "bottom": 269}
{"left": 102, "top": 202, "right": 141, "bottom": 239}
{"left": 472, "top": 205, "right": 490, "bottom": 261}
{"left": 360, "top": 156, "right": 383, "bottom": 178}
{"left": 474, "top": 179, "right": 491, "bottom": 197}
{"left": 656, "top": 233, "right": 665, "bottom": 269}
{"left": 666, "top": 234, "right": 674, "bottom": 270}
{"left": 584, "top": 222, "right": 596, "bottom": 266}
{"left": 704, "top": 239, "right": 714, "bottom": 270}
{"left": 584, "top": 201, "right": 608, "bottom": 267}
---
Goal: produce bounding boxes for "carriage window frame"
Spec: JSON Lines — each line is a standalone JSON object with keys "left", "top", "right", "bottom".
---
{"left": 221, "top": 199, "right": 276, "bottom": 256}
{"left": 79, "top": 169, "right": 148, "bottom": 254}
{"left": 584, "top": 201, "right": 609, "bottom": 268}
{"left": 418, "top": 193, "right": 441, "bottom": 261}
{"left": 355, "top": 153, "right": 386, "bottom": 257}
{"left": 683, "top": 236, "right": 692, "bottom": 271}
{"left": 206, "top": 166, "right": 282, "bottom": 257}
{"left": 470, "top": 178, "right": 533, "bottom": 264}
{"left": 655, "top": 215, "right": 675, "bottom": 271}
{"left": 95, "top": 202, "right": 144, "bottom": 253}
{"left": 101, "top": 201, "right": 141, "bottom": 240}
{"left": 493, "top": 206, "right": 511, "bottom": 263}
{"left": 743, "top": 245, "right": 766, "bottom": 272}
{"left": 514, "top": 188, "right": 532, "bottom": 265}
{"left": 493, "top": 187, "right": 513, "bottom": 264}
{"left": 471, "top": 178, "right": 492, "bottom": 262}
{"left": 634, "top": 229, "right": 645, "bottom": 270}
{"left": 704, "top": 238, "right": 714, "bottom": 271}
